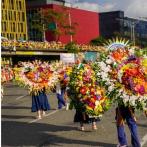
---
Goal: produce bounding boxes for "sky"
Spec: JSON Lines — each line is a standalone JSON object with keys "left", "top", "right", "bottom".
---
{"left": 66, "top": 0, "right": 147, "bottom": 19}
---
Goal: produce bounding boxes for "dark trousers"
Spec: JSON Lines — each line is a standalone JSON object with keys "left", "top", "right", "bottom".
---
{"left": 57, "top": 89, "right": 65, "bottom": 109}
{"left": 116, "top": 106, "right": 141, "bottom": 147}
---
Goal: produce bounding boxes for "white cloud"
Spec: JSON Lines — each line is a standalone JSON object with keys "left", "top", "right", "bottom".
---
{"left": 73, "top": 2, "right": 99, "bottom": 12}
{"left": 99, "top": 3, "right": 115, "bottom": 12}
{"left": 125, "top": 0, "right": 147, "bottom": 18}
{"left": 71, "top": 0, "right": 147, "bottom": 18}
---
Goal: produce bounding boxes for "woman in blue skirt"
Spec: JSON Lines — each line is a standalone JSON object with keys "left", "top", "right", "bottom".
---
{"left": 31, "top": 88, "right": 50, "bottom": 119}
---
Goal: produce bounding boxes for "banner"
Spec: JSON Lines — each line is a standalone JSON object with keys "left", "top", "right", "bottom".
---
{"left": 60, "top": 53, "right": 75, "bottom": 63}
{"left": 84, "top": 52, "right": 97, "bottom": 62}
{"left": 16, "top": 51, "right": 44, "bottom": 55}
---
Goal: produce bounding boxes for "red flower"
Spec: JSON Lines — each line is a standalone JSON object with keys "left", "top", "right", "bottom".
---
{"left": 80, "top": 87, "right": 87, "bottom": 95}
{"left": 89, "top": 102, "right": 95, "bottom": 109}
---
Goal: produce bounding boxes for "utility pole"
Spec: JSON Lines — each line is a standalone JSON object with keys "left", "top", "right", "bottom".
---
{"left": 68, "top": 8, "right": 73, "bottom": 42}
{"left": 43, "top": 23, "right": 46, "bottom": 42}
{"left": 68, "top": 2, "right": 73, "bottom": 42}
{"left": 64, "top": 0, "right": 73, "bottom": 42}
{"left": 116, "top": 18, "right": 139, "bottom": 46}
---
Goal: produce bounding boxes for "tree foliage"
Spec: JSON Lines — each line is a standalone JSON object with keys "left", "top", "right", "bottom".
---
{"left": 90, "top": 36, "right": 106, "bottom": 46}
{"left": 65, "top": 41, "right": 79, "bottom": 53}
{"left": 30, "top": 7, "right": 78, "bottom": 41}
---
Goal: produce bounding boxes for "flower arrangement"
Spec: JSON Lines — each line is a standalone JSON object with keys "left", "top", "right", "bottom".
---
{"left": 1, "top": 65, "right": 14, "bottom": 84}
{"left": 95, "top": 41, "right": 147, "bottom": 111}
{"left": 14, "top": 60, "right": 59, "bottom": 95}
{"left": 68, "top": 63, "right": 110, "bottom": 116}
{"left": 1, "top": 39, "right": 107, "bottom": 52}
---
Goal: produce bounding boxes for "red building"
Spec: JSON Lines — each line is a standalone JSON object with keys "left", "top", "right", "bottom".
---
{"left": 26, "top": 0, "right": 99, "bottom": 44}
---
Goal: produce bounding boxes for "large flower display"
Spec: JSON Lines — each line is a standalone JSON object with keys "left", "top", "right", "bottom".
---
{"left": 14, "top": 61, "right": 59, "bottom": 95}
{"left": 2, "top": 39, "right": 106, "bottom": 52}
{"left": 68, "top": 63, "right": 110, "bottom": 116}
{"left": 1, "top": 60, "right": 14, "bottom": 84}
{"left": 95, "top": 40, "right": 147, "bottom": 111}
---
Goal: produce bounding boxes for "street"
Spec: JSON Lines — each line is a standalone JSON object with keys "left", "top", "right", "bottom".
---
{"left": 2, "top": 82, "right": 147, "bottom": 147}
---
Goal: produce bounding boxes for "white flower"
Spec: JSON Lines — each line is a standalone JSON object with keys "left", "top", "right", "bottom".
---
{"left": 129, "top": 99, "right": 136, "bottom": 106}
{"left": 118, "top": 71, "right": 123, "bottom": 83}
{"left": 105, "top": 66, "right": 111, "bottom": 72}
{"left": 95, "top": 100, "right": 100, "bottom": 106}
{"left": 129, "top": 49, "right": 135, "bottom": 55}
{"left": 108, "top": 85, "right": 114, "bottom": 92}
{"left": 105, "top": 58, "right": 113, "bottom": 64}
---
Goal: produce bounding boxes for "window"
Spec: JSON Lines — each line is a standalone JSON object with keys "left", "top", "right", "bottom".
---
{"left": 24, "top": 34, "right": 26, "bottom": 40}
{"left": 2, "top": 22, "right": 4, "bottom": 31}
{"left": 2, "top": 0, "right": 5, "bottom": 8}
{"left": 7, "top": 33, "right": 9, "bottom": 38}
{"left": 11, "top": 34, "right": 14, "bottom": 39}
{"left": 5, "top": 10, "right": 7, "bottom": 20}
{"left": 16, "top": 1, "right": 18, "bottom": 9}
{"left": 2, "top": 10, "right": 4, "bottom": 20}
{"left": 18, "top": 23, "right": 20, "bottom": 32}
{"left": 9, "top": 0, "right": 12, "bottom": 9}
{"left": 4, "top": 22, "right": 6, "bottom": 31}
{"left": 22, "top": 12, "right": 25, "bottom": 21}
{"left": 8, "top": 11, "right": 11, "bottom": 20}
{"left": 19, "top": 1, "right": 22, "bottom": 9}
{"left": 18, "top": 12, "right": 20, "bottom": 21}
{"left": 13, "top": 23, "right": 15, "bottom": 32}
{"left": 14, "top": 11, "right": 16, "bottom": 20}
{"left": 20, "top": 23, "right": 23, "bottom": 32}
{"left": 11, "top": 0, "right": 14, "bottom": 9}
{"left": 10, "top": 22, "right": 12, "bottom": 32}
{"left": 10, "top": 11, "right": 12, "bottom": 20}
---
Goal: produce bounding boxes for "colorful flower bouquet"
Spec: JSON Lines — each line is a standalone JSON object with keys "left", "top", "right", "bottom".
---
{"left": 96, "top": 46, "right": 147, "bottom": 111}
{"left": 1, "top": 66, "right": 14, "bottom": 84}
{"left": 68, "top": 63, "right": 110, "bottom": 116}
{"left": 14, "top": 61, "right": 59, "bottom": 95}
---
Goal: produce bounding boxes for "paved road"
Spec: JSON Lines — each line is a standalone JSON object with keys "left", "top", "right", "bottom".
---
{"left": 2, "top": 82, "right": 147, "bottom": 147}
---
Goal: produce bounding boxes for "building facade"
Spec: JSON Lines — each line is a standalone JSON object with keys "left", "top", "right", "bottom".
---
{"left": 26, "top": 0, "right": 100, "bottom": 44}
{"left": 99, "top": 11, "right": 124, "bottom": 38}
{"left": 100, "top": 11, "right": 147, "bottom": 46}
{"left": 1, "top": 0, "right": 28, "bottom": 40}
{"left": 123, "top": 17, "right": 147, "bottom": 46}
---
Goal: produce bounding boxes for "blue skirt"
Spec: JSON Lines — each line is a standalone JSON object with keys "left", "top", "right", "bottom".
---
{"left": 31, "top": 91, "right": 50, "bottom": 112}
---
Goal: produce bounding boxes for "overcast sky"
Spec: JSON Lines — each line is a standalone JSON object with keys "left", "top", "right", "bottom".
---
{"left": 66, "top": 0, "right": 147, "bottom": 19}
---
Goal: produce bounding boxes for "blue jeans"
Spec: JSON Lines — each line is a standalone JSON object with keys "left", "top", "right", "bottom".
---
{"left": 57, "top": 90, "right": 65, "bottom": 109}
{"left": 116, "top": 106, "right": 141, "bottom": 147}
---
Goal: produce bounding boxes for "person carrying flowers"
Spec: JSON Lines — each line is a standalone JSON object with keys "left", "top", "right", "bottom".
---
{"left": 56, "top": 71, "right": 66, "bottom": 109}
{"left": 98, "top": 41, "right": 146, "bottom": 147}
{"left": 68, "top": 57, "right": 110, "bottom": 131}
{"left": 25, "top": 61, "right": 51, "bottom": 119}
{"left": 14, "top": 60, "right": 59, "bottom": 119}
{"left": 115, "top": 55, "right": 146, "bottom": 147}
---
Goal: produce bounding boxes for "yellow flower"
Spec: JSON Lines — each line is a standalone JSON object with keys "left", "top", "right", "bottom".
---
{"left": 86, "top": 105, "right": 93, "bottom": 111}
{"left": 142, "top": 58, "right": 147, "bottom": 67}
{"left": 95, "top": 105, "right": 103, "bottom": 112}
